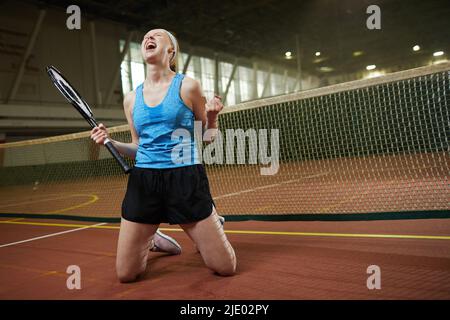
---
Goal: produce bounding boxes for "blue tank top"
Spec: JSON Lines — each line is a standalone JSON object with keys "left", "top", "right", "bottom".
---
{"left": 133, "top": 73, "right": 200, "bottom": 168}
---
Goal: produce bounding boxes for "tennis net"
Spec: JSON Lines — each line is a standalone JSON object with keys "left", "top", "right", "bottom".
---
{"left": 0, "top": 63, "right": 449, "bottom": 221}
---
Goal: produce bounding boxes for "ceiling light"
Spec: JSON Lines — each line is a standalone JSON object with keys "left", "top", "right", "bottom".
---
{"left": 319, "top": 66, "right": 333, "bottom": 72}
{"left": 365, "top": 71, "right": 385, "bottom": 79}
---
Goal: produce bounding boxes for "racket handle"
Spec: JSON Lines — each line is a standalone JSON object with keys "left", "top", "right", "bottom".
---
{"left": 104, "top": 139, "right": 132, "bottom": 174}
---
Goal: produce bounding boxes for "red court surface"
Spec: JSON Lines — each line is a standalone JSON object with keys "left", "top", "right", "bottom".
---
{"left": 1, "top": 217, "right": 449, "bottom": 300}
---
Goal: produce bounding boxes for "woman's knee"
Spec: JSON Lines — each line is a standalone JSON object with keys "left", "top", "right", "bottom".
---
{"left": 215, "top": 261, "right": 237, "bottom": 276}
{"left": 117, "top": 271, "right": 139, "bottom": 283}
{"left": 206, "top": 256, "right": 237, "bottom": 276}
{"left": 116, "top": 264, "right": 141, "bottom": 283}
{"left": 116, "top": 261, "right": 145, "bottom": 283}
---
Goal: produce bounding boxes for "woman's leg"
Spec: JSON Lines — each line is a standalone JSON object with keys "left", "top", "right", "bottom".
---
{"left": 180, "top": 208, "right": 236, "bottom": 276}
{"left": 116, "top": 218, "right": 159, "bottom": 283}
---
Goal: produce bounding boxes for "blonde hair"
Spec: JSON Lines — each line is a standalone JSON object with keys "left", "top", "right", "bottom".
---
{"left": 163, "top": 30, "right": 179, "bottom": 72}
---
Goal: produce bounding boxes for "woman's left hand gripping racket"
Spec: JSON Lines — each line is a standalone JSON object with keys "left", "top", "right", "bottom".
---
{"left": 46, "top": 66, "right": 131, "bottom": 174}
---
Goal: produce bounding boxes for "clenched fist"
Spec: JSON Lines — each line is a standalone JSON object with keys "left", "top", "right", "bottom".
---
{"left": 206, "top": 95, "right": 224, "bottom": 119}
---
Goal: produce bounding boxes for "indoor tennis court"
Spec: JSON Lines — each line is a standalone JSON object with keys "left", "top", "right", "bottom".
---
{"left": 0, "top": 0, "right": 449, "bottom": 301}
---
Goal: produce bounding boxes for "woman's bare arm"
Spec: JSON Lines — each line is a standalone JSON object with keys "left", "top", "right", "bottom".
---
{"left": 90, "top": 91, "right": 140, "bottom": 159}
{"left": 181, "top": 77, "right": 223, "bottom": 142}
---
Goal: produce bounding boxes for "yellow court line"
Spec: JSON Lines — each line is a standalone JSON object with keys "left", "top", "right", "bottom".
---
{"left": 0, "top": 194, "right": 99, "bottom": 215}
{"left": 0, "top": 194, "right": 98, "bottom": 209}
{"left": 0, "top": 193, "right": 65, "bottom": 207}
{"left": 222, "top": 229, "right": 450, "bottom": 240}
{"left": 47, "top": 194, "right": 99, "bottom": 214}
{"left": 0, "top": 220, "right": 449, "bottom": 241}
{"left": 0, "top": 218, "right": 25, "bottom": 222}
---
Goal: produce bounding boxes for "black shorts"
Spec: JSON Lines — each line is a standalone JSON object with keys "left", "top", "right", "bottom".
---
{"left": 121, "top": 164, "right": 215, "bottom": 225}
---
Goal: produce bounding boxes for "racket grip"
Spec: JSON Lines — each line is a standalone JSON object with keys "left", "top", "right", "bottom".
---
{"left": 104, "top": 140, "right": 132, "bottom": 174}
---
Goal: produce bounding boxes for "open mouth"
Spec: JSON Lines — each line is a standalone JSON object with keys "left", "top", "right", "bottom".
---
{"left": 146, "top": 42, "right": 157, "bottom": 50}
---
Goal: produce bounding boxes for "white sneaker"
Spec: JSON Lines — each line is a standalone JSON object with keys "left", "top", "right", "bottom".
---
{"left": 150, "top": 230, "right": 182, "bottom": 255}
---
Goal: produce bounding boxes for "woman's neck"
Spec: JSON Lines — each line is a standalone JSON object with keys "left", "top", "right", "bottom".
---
{"left": 145, "top": 64, "right": 174, "bottom": 86}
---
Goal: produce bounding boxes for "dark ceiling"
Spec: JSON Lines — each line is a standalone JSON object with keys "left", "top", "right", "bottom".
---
{"left": 23, "top": 0, "right": 450, "bottom": 76}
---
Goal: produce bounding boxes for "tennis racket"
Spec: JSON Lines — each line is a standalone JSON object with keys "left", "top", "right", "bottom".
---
{"left": 46, "top": 65, "right": 131, "bottom": 174}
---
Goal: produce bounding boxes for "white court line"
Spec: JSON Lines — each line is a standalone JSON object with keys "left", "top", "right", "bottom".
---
{"left": 0, "top": 222, "right": 107, "bottom": 248}
{"left": 213, "top": 172, "right": 330, "bottom": 200}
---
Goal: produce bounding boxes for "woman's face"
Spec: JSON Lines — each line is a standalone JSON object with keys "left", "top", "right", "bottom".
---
{"left": 141, "top": 29, "right": 173, "bottom": 64}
